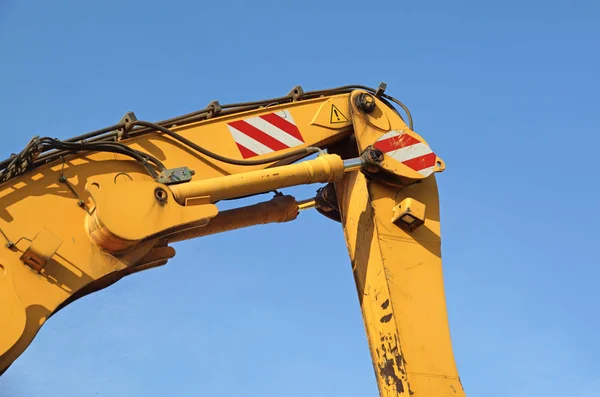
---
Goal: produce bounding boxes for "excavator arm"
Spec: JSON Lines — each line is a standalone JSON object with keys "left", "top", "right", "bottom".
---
{"left": 0, "top": 84, "right": 466, "bottom": 396}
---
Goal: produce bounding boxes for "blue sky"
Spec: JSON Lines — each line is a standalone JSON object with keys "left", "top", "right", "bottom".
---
{"left": 1, "top": 1, "right": 599, "bottom": 396}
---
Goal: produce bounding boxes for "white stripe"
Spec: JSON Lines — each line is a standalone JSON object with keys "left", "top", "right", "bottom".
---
{"left": 387, "top": 142, "right": 433, "bottom": 162}
{"left": 418, "top": 166, "right": 435, "bottom": 177}
{"left": 227, "top": 125, "right": 273, "bottom": 155}
{"left": 376, "top": 130, "right": 402, "bottom": 142}
{"left": 244, "top": 116, "right": 304, "bottom": 148}
{"left": 274, "top": 109, "right": 295, "bottom": 124}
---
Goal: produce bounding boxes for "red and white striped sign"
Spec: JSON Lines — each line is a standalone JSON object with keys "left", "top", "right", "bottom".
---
{"left": 227, "top": 110, "right": 304, "bottom": 159}
{"left": 373, "top": 130, "right": 437, "bottom": 177}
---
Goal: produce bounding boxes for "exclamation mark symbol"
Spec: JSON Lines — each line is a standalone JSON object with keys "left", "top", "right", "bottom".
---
{"left": 330, "top": 104, "right": 348, "bottom": 124}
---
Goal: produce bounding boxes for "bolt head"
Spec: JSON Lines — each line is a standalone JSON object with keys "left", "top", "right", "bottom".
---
{"left": 369, "top": 148, "right": 384, "bottom": 163}
{"left": 154, "top": 187, "right": 168, "bottom": 204}
{"left": 356, "top": 93, "right": 376, "bottom": 114}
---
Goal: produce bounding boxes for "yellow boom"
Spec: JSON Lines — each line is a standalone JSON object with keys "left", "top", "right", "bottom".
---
{"left": 0, "top": 84, "right": 466, "bottom": 396}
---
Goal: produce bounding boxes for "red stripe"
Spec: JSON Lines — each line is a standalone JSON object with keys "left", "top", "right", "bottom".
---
{"left": 236, "top": 143, "right": 258, "bottom": 159}
{"left": 402, "top": 152, "right": 437, "bottom": 171}
{"left": 228, "top": 120, "right": 289, "bottom": 151}
{"left": 259, "top": 113, "right": 304, "bottom": 142}
{"left": 374, "top": 133, "right": 421, "bottom": 153}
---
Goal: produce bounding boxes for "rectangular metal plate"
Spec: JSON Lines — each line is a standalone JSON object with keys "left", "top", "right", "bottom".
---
{"left": 20, "top": 228, "right": 62, "bottom": 272}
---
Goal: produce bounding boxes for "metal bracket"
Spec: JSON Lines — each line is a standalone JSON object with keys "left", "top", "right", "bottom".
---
{"left": 116, "top": 111, "right": 138, "bottom": 140}
{"left": 206, "top": 100, "right": 222, "bottom": 119}
{"left": 20, "top": 228, "right": 63, "bottom": 272}
{"left": 374, "top": 82, "right": 387, "bottom": 98}
{"left": 59, "top": 171, "right": 91, "bottom": 214}
{"left": 392, "top": 197, "right": 426, "bottom": 232}
{"left": 287, "top": 85, "right": 304, "bottom": 101}
{"left": 156, "top": 167, "right": 195, "bottom": 185}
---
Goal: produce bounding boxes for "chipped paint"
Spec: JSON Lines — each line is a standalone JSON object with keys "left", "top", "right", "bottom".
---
{"left": 375, "top": 333, "right": 411, "bottom": 394}
{"left": 380, "top": 313, "right": 393, "bottom": 323}
{"left": 379, "top": 357, "right": 405, "bottom": 394}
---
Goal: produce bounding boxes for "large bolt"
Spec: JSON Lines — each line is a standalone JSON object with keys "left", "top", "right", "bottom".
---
{"left": 355, "top": 93, "right": 376, "bottom": 114}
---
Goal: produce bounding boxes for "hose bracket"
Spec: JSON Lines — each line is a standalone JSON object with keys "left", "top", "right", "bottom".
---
{"left": 156, "top": 167, "right": 195, "bottom": 185}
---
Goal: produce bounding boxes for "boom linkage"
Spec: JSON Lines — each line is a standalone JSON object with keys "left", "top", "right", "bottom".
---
{"left": 0, "top": 84, "right": 466, "bottom": 397}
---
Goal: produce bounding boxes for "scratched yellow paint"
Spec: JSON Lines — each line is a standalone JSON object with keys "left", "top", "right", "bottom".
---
{"left": 334, "top": 95, "right": 466, "bottom": 396}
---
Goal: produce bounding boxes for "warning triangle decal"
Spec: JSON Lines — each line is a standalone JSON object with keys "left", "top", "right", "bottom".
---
{"left": 330, "top": 104, "right": 349, "bottom": 124}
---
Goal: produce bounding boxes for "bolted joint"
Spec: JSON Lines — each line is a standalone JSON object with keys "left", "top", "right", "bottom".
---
{"left": 359, "top": 146, "right": 385, "bottom": 174}
{"left": 314, "top": 183, "right": 341, "bottom": 223}
{"left": 362, "top": 146, "right": 384, "bottom": 164}
{"left": 154, "top": 187, "right": 168, "bottom": 205}
{"left": 355, "top": 93, "right": 376, "bottom": 114}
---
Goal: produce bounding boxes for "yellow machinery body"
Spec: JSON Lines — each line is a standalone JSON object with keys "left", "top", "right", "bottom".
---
{"left": 0, "top": 84, "right": 466, "bottom": 396}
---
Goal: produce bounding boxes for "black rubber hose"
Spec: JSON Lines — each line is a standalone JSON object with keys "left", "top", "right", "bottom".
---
{"left": 1, "top": 84, "right": 414, "bottom": 181}
{"left": 41, "top": 138, "right": 162, "bottom": 178}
